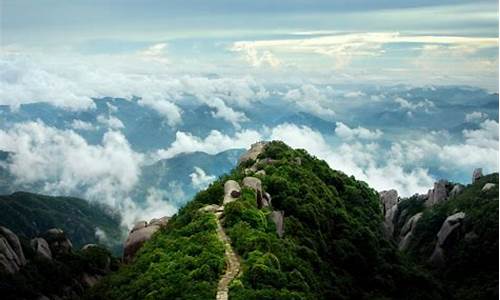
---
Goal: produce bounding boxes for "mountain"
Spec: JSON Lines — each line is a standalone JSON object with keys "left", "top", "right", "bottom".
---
{"left": 0, "top": 192, "right": 122, "bottom": 251}
{"left": 87, "top": 141, "right": 445, "bottom": 299}
{"left": 384, "top": 172, "right": 499, "bottom": 300}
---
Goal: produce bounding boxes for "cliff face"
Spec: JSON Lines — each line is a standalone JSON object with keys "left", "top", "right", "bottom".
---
{"left": 88, "top": 141, "right": 445, "bottom": 300}
{"left": 382, "top": 171, "right": 499, "bottom": 300}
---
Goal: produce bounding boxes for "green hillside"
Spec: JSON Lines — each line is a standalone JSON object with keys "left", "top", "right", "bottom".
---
{"left": 88, "top": 141, "right": 442, "bottom": 299}
{"left": 0, "top": 192, "right": 122, "bottom": 250}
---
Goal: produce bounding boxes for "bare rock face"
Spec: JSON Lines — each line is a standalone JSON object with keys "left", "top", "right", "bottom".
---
{"left": 429, "top": 212, "right": 466, "bottom": 267}
{"left": 269, "top": 211, "right": 285, "bottom": 238}
{"left": 242, "top": 176, "right": 264, "bottom": 207}
{"left": 124, "top": 218, "right": 169, "bottom": 263}
{"left": 379, "top": 190, "right": 399, "bottom": 238}
{"left": 262, "top": 192, "right": 272, "bottom": 208}
{"left": 224, "top": 180, "right": 241, "bottom": 204}
{"left": 449, "top": 184, "right": 464, "bottom": 198}
{"left": 0, "top": 226, "right": 26, "bottom": 274}
{"left": 199, "top": 204, "right": 222, "bottom": 213}
{"left": 472, "top": 168, "right": 483, "bottom": 183}
{"left": 31, "top": 237, "right": 52, "bottom": 260}
{"left": 239, "top": 142, "right": 267, "bottom": 165}
{"left": 43, "top": 228, "right": 73, "bottom": 256}
{"left": 398, "top": 212, "right": 423, "bottom": 251}
{"left": 482, "top": 183, "right": 496, "bottom": 191}
{"left": 425, "top": 180, "right": 449, "bottom": 207}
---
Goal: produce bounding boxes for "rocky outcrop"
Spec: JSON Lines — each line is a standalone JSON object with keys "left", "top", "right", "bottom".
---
{"left": 223, "top": 180, "right": 241, "bottom": 204}
{"left": 123, "top": 218, "right": 169, "bottom": 263}
{"left": 269, "top": 211, "right": 285, "bottom": 238}
{"left": 379, "top": 190, "right": 399, "bottom": 237}
{"left": 472, "top": 168, "right": 483, "bottom": 183}
{"left": 31, "top": 237, "right": 52, "bottom": 259}
{"left": 43, "top": 228, "right": 73, "bottom": 256}
{"left": 0, "top": 226, "right": 27, "bottom": 273}
{"left": 239, "top": 142, "right": 267, "bottom": 165}
{"left": 425, "top": 180, "right": 449, "bottom": 207}
{"left": 482, "top": 183, "right": 496, "bottom": 191}
{"left": 398, "top": 212, "right": 423, "bottom": 251}
{"left": 429, "top": 212, "right": 466, "bottom": 267}
{"left": 262, "top": 192, "right": 271, "bottom": 208}
{"left": 449, "top": 184, "right": 464, "bottom": 198}
{"left": 242, "top": 176, "right": 264, "bottom": 208}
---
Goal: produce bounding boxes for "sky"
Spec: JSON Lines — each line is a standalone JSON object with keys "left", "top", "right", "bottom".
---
{"left": 0, "top": 1, "right": 498, "bottom": 230}
{"left": 1, "top": 0, "right": 499, "bottom": 89}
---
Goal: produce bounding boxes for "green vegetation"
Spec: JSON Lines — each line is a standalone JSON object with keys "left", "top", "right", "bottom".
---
{"left": 405, "top": 173, "right": 499, "bottom": 300}
{"left": 89, "top": 141, "right": 445, "bottom": 299}
{"left": 86, "top": 207, "right": 226, "bottom": 299}
{"left": 0, "top": 192, "right": 122, "bottom": 252}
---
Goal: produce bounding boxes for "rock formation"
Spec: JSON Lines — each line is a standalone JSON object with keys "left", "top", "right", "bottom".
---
{"left": 0, "top": 226, "right": 27, "bottom": 273}
{"left": 398, "top": 212, "right": 423, "bottom": 251}
{"left": 425, "top": 180, "right": 450, "bottom": 207}
{"left": 238, "top": 141, "right": 267, "bottom": 165}
{"left": 31, "top": 237, "right": 52, "bottom": 259}
{"left": 223, "top": 180, "right": 241, "bottom": 204}
{"left": 379, "top": 190, "right": 399, "bottom": 237}
{"left": 472, "top": 168, "right": 483, "bottom": 183}
{"left": 449, "top": 184, "right": 464, "bottom": 198}
{"left": 429, "top": 212, "right": 466, "bottom": 267}
{"left": 269, "top": 210, "right": 285, "bottom": 238}
{"left": 43, "top": 228, "right": 73, "bottom": 256}
{"left": 123, "top": 217, "right": 169, "bottom": 263}
{"left": 242, "top": 176, "right": 264, "bottom": 208}
{"left": 482, "top": 183, "right": 496, "bottom": 191}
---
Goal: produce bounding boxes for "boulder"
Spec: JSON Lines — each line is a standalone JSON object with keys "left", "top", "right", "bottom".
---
{"left": 43, "top": 228, "right": 73, "bottom": 256}
{"left": 398, "top": 212, "right": 423, "bottom": 251}
{"left": 269, "top": 211, "right": 285, "bottom": 238}
{"left": 199, "top": 204, "right": 222, "bottom": 213}
{"left": 242, "top": 177, "right": 264, "bottom": 207}
{"left": 223, "top": 180, "right": 241, "bottom": 204}
{"left": 239, "top": 142, "right": 267, "bottom": 165}
{"left": 263, "top": 192, "right": 272, "bottom": 207}
{"left": 482, "top": 183, "right": 496, "bottom": 191}
{"left": 379, "top": 190, "right": 398, "bottom": 216}
{"left": 383, "top": 204, "right": 398, "bottom": 239}
{"left": 31, "top": 237, "right": 52, "bottom": 259}
{"left": 425, "top": 180, "right": 449, "bottom": 207}
{"left": 149, "top": 217, "right": 170, "bottom": 227}
{"left": 0, "top": 226, "right": 26, "bottom": 273}
{"left": 255, "top": 170, "right": 266, "bottom": 176}
{"left": 131, "top": 221, "right": 147, "bottom": 232}
{"left": 124, "top": 218, "right": 169, "bottom": 263}
{"left": 429, "top": 212, "right": 466, "bottom": 267}
{"left": 472, "top": 168, "right": 483, "bottom": 183}
{"left": 449, "top": 184, "right": 464, "bottom": 198}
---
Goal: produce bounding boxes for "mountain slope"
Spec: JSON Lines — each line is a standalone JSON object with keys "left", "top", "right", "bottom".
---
{"left": 0, "top": 192, "right": 122, "bottom": 250}
{"left": 88, "top": 141, "right": 442, "bottom": 300}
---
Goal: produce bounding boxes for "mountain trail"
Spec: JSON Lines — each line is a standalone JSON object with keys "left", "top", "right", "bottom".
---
{"left": 215, "top": 209, "right": 241, "bottom": 300}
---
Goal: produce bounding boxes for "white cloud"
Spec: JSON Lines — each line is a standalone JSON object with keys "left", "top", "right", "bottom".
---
{"left": 230, "top": 43, "right": 281, "bottom": 68}
{"left": 335, "top": 122, "right": 383, "bottom": 140}
{"left": 190, "top": 167, "right": 216, "bottom": 190}
{"left": 394, "top": 97, "right": 434, "bottom": 112}
{"left": 71, "top": 119, "right": 97, "bottom": 131}
{"left": 138, "top": 43, "right": 169, "bottom": 64}
{"left": 284, "top": 84, "right": 335, "bottom": 118}
{"left": 156, "top": 129, "right": 262, "bottom": 160}
{"left": 208, "top": 97, "right": 248, "bottom": 128}
{"left": 97, "top": 114, "right": 125, "bottom": 129}
{"left": 138, "top": 97, "right": 182, "bottom": 126}
{"left": 465, "top": 111, "right": 488, "bottom": 123}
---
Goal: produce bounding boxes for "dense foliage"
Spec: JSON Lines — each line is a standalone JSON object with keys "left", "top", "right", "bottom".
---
{"left": 89, "top": 141, "right": 444, "bottom": 299}
{"left": 86, "top": 207, "right": 226, "bottom": 299}
{"left": 0, "top": 192, "right": 122, "bottom": 252}
{"left": 404, "top": 173, "right": 499, "bottom": 300}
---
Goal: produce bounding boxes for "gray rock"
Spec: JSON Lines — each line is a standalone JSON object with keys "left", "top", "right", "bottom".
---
{"left": 242, "top": 176, "right": 264, "bottom": 207}
{"left": 199, "top": 204, "right": 222, "bottom": 213}
{"left": 223, "top": 180, "right": 241, "bottom": 204}
{"left": 472, "top": 168, "right": 483, "bottom": 183}
{"left": 0, "top": 226, "right": 26, "bottom": 274}
{"left": 449, "top": 184, "right": 464, "bottom": 198}
{"left": 481, "top": 183, "right": 496, "bottom": 191}
{"left": 149, "top": 216, "right": 170, "bottom": 226}
{"left": 425, "top": 180, "right": 449, "bottom": 207}
{"left": 43, "top": 228, "right": 73, "bottom": 255}
{"left": 429, "top": 212, "right": 466, "bottom": 266}
{"left": 383, "top": 204, "right": 398, "bottom": 238}
{"left": 123, "top": 217, "right": 169, "bottom": 263}
{"left": 31, "top": 238, "right": 52, "bottom": 259}
{"left": 255, "top": 170, "right": 266, "bottom": 176}
{"left": 269, "top": 211, "right": 285, "bottom": 238}
{"left": 132, "top": 221, "right": 147, "bottom": 232}
{"left": 239, "top": 142, "right": 267, "bottom": 165}
{"left": 379, "top": 190, "right": 398, "bottom": 215}
{"left": 398, "top": 212, "right": 423, "bottom": 251}
{"left": 263, "top": 192, "right": 272, "bottom": 207}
